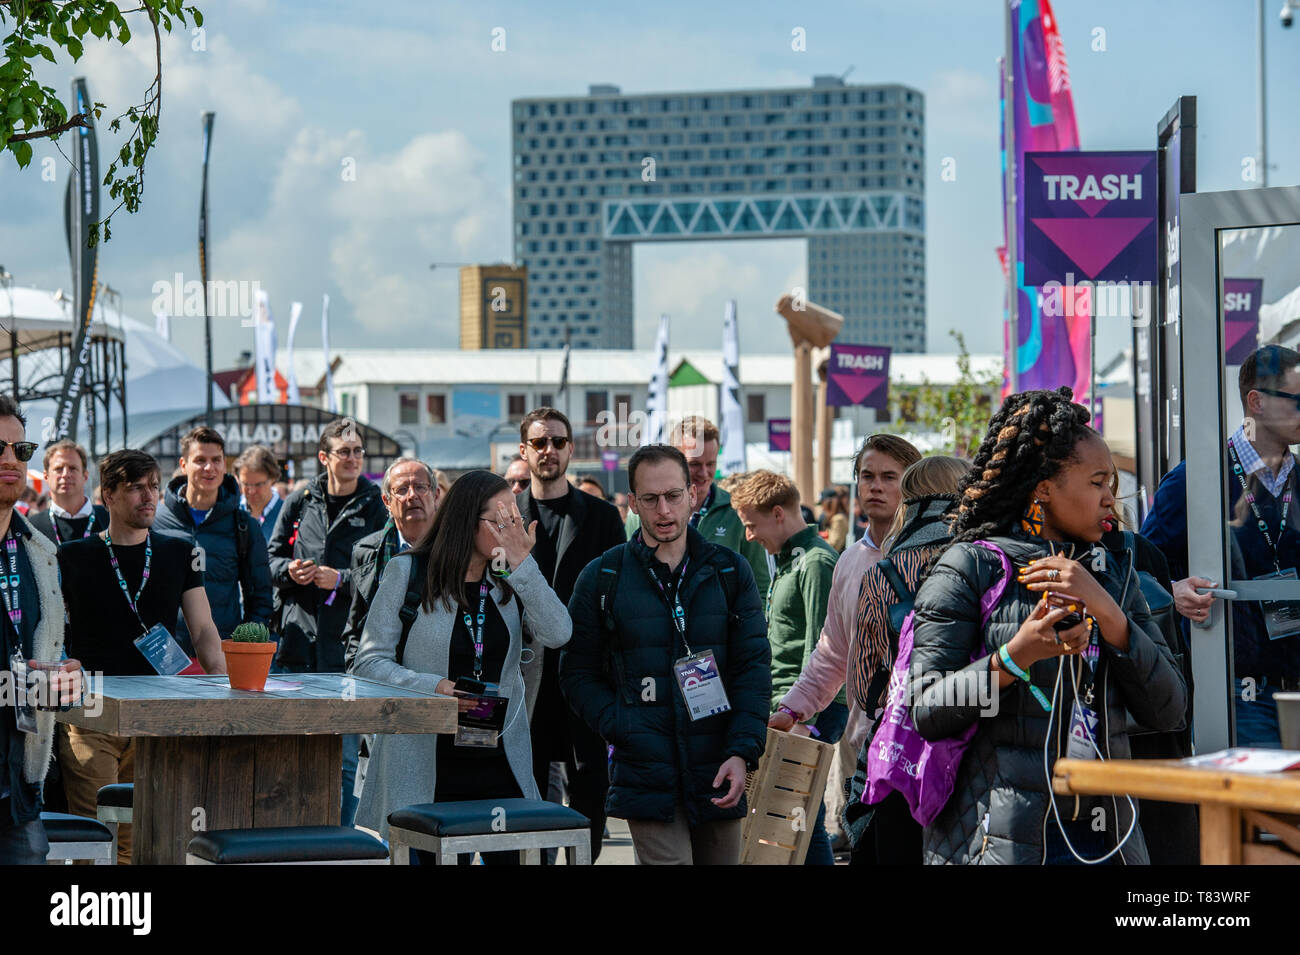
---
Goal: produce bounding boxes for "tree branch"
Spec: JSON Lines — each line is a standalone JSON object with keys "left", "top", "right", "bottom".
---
{"left": 8, "top": 111, "right": 90, "bottom": 142}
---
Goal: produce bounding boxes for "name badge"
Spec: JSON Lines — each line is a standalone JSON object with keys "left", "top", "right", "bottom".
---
{"left": 455, "top": 687, "right": 508, "bottom": 749}
{"left": 349, "top": 517, "right": 365, "bottom": 528}
{"left": 1255, "top": 567, "right": 1300, "bottom": 640}
{"left": 1066, "top": 700, "right": 1100, "bottom": 760}
{"left": 672, "top": 650, "right": 731, "bottom": 721}
{"left": 133, "top": 624, "right": 192, "bottom": 676}
{"left": 8, "top": 652, "right": 36, "bottom": 734}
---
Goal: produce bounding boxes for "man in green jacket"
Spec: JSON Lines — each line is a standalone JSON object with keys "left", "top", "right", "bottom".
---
{"left": 732, "top": 468, "right": 840, "bottom": 865}
{"left": 625, "top": 416, "right": 771, "bottom": 596}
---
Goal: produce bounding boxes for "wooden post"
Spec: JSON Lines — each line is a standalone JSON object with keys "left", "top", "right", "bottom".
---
{"left": 814, "top": 350, "right": 831, "bottom": 499}
{"left": 792, "top": 341, "right": 814, "bottom": 505}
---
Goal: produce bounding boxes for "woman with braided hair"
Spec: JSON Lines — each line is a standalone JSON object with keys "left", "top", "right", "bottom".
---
{"left": 907, "top": 387, "right": 1187, "bottom": 865}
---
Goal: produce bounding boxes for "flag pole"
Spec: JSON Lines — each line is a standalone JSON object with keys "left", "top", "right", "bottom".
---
{"left": 1003, "top": 2, "right": 1020, "bottom": 395}
{"left": 199, "top": 111, "right": 216, "bottom": 424}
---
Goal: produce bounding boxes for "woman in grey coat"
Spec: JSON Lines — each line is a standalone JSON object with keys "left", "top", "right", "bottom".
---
{"left": 353, "top": 470, "right": 571, "bottom": 863}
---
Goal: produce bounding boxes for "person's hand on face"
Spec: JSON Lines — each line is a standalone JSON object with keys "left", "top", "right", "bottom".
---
{"left": 483, "top": 498, "right": 538, "bottom": 571}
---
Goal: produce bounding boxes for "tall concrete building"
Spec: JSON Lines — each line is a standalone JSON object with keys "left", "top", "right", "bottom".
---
{"left": 511, "top": 76, "right": 925, "bottom": 351}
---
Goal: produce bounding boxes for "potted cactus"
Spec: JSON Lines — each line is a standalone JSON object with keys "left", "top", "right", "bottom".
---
{"left": 222, "top": 623, "right": 277, "bottom": 691}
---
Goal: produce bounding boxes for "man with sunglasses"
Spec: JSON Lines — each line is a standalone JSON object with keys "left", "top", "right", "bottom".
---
{"left": 268, "top": 417, "right": 386, "bottom": 825}
{"left": 0, "top": 400, "right": 80, "bottom": 864}
{"left": 1144, "top": 344, "right": 1300, "bottom": 747}
{"left": 515, "top": 407, "right": 626, "bottom": 862}
{"left": 503, "top": 455, "right": 530, "bottom": 495}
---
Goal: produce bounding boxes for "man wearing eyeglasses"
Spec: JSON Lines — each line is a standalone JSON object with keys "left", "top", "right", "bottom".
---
{"left": 235, "top": 445, "right": 285, "bottom": 544}
{"left": 1144, "top": 344, "right": 1300, "bottom": 748}
{"left": 268, "top": 417, "right": 387, "bottom": 826}
{"left": 515, "top": 406, "right": 626, "bottom": 862}
{"left": 561, "top": 444, "right": 770, "bottom": 864}
{"left": 342, "top": 457, "right": 440, "bottom": 672}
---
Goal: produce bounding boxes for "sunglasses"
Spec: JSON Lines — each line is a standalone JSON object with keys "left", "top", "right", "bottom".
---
{"left": 0, "top": 441, "right": 37, "bottom": 462}
{"left": 526, "top": 436, "right": 570, "bottom": 451}
{"left": 1256, "top": 387, "right": 1300, "bottom": 410}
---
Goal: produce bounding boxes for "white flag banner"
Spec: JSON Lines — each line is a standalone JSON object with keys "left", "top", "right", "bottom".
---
{"left": 322, "top": 293, "right": 338, "bottom": 413}
{"left": 285, "top": 300, "right": 302, "bottom": 405}
{"left": 643, "top": 314, "right": 670, "bottom": 446}
{"left": 253, "top": 289, "right": 278, "bottom": 404}
{"left": 720, "top": 299, "right": 746, "bottom": 475}
{"left": 154, "top": 310, "right": 170, "bottom": 342}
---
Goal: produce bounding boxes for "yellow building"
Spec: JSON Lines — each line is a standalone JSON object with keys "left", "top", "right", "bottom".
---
{"left": 459, "top": 264, "right": 528, "bottom": 349}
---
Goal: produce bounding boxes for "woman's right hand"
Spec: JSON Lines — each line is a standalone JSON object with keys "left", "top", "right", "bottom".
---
{"left": 434, "top": 679, "right": 482, "bottom": 713}
{"left": 1005, "top": 596, "right": 1092, "bottom": 668}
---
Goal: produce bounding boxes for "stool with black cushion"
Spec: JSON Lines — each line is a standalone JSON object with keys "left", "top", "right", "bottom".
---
{"left": 96, "top": 783, "right": 133, "bottom": 862}
{"left": 185, "top": 826, "right": 390, "bottom": 865}
{"left": 42, "top": 812, "right": 115, "bottom": 865}
{"left": 387, "top": 798, "right": 591, "bottom": 865}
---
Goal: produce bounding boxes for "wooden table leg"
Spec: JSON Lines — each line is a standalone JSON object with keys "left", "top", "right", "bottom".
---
{"left": 1199, "top": 804, "right": 1243, "bottom": 865}
{"left": 134, "top": 735, "right": 342, "bottom": 865}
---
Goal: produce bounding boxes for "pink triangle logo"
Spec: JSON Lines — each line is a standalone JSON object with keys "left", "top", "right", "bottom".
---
{"left": 1225, "top": 319, "right": 1255, "bottom": 356}
{"left": 830, "top": 373, "right": 886, "bottom": 405}
{"left": 1030, "top": 217, "right": 1152, "bottom": 280}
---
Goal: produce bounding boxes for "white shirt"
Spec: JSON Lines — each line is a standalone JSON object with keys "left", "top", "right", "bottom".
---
{"left": 50, "top": 496, "right": 93, "bottom": 520}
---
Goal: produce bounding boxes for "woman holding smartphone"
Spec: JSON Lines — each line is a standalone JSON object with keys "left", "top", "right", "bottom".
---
{"left": 353, "top": 470, "right": 572, "bottom": 864}
{"left": 908, "top": 388, "right": 1187, "bottom": 865}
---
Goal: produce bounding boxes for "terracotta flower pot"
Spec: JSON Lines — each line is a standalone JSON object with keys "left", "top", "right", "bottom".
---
{"left": 222, "top": 640, "right": 276, "bottom": 692}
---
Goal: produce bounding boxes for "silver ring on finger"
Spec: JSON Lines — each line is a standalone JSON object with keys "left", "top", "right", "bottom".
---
{"left": 1047, "top": 569, "right": 1060, "bottom": 581}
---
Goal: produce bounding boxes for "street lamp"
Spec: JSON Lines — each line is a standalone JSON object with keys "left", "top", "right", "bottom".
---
{"left": 1258, "top": 0, "right": 1300, "bottom": 187}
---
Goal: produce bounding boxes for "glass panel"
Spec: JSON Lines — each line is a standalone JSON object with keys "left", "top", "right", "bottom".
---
{"left": 1216, "top": 223, "right": 1300, "bottom": 748}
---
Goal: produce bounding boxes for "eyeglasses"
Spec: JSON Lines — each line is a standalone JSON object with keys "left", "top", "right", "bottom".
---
{"left": 1256, "top": 387, "right": 1300, "bottom": 410}
{"left": 0, "top": 441, "right": 37, "bottom": 462}
{"left": 239, "top": 478, "right": 272, "bottom": 491}
{"left": 636, "top": 488, "right": 687, "bottom": 510}
{"left": 390, "top": 482, "right": 432, "bottom": 499}
{"left": 526, "top": 436, "right": 570, "bottom": 451}
{"left": 327, "top": 447, "right": 366, "bottom": 459}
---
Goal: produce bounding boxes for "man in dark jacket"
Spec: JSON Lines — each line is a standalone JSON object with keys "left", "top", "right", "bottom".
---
{"left": 268, "top": 417, "right": 387, "bottom": 826}
{"left": 153, "top": 427, "right": 274, "bottom": 654}
{"left": 341, "top": 457, "right": 439, "bottom": 672}
{"left": 561, "top": 445, "right": 770, "bottom": 865}
{"left": 517, "top": 407, "right": 626, "bottom": 862}
{"left": 1142, "top": 345, "right": 1300, "bottom": 747}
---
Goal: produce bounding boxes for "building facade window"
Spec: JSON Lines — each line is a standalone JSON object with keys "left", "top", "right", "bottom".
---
{"left": 427, "top": 394, "right": 447, "bottom": 425}
{"left": 746, "top": 393, "right": 766, "bottom": 424}
{"left": 399, "top": 393, "right": 418, "bottom": 425}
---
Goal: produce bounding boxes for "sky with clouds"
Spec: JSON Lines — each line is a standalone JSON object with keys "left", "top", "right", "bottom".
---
{"left": 1, "top": 0, "right": 1297, "bottom": 372}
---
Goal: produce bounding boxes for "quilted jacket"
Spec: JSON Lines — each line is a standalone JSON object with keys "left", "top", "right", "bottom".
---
{"left": 908, "top": 530, "right": 1187, "bottom": 865}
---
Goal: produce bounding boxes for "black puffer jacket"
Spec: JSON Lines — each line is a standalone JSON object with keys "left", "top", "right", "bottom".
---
{"left": 560, "top": 527, "right": 771, "bottom": 825}
{"left": 268, "top": 474, "right": 387, "bottom": 672}
{"left": 909, "top": 530, "right": 1187, "bottom": 865}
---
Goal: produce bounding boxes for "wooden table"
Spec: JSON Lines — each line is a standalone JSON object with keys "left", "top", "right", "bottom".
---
{"left": 1052, "top": 758, "right": 1300, "bottom": 864}
{"left": 58, "top": 674, "right": 457, "bottom": 865}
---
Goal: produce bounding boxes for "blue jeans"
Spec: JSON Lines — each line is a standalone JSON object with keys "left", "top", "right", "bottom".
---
{"left": 1043, "top": 813, "right": 1117, "bottom": 865}
{"left": 1235, "top": 680, "right": 1282, "bottom": 748}
{"left": 0, "top": 818, "right": 49, "bottom": 865}
{"left": 341, "top": 734, "right": 360, "bottom": 827}
{"left": 804, "top": 700, "right": 849, "bottom": 866}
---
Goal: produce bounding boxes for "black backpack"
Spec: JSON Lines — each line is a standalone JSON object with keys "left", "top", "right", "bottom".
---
{"left": 394, "top": 552, "right": 430, "bottom": 667}
{"left": 595, "top": 544, "right": 742, "bottom": 637}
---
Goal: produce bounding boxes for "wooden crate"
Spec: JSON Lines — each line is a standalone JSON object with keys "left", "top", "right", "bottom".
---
{"left": 741, "top": 727, "right": 835, "bottom": 865}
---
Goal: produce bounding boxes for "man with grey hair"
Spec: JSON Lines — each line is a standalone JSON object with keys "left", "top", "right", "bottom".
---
{"left": 342, "top": 457, "right": 439, "bottom": 671}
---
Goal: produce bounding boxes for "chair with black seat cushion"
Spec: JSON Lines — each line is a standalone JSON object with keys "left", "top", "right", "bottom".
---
{"left": 42, "top": 812, "right": 115, "bottom": 865}
{"left": 387, "top": 798, "right": 591, "bottom": 865}
{"left": 96, "top": 783, "right": 133, "bottom": 862}
{"left": 185, "top": 826, "right": 390, "bottom": 865}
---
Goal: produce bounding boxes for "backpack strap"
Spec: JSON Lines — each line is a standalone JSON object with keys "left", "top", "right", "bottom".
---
{"left": 876, "top": 557, "right": 913, "bottom": 605}
{"left": 597, "top": 546, "right": 625, "bottom": 635}
{"left": 394, "top": 553, "right": 429, "bottom": 667}
{"left": 234, "top": 509, "right": 254, "bottom": 618}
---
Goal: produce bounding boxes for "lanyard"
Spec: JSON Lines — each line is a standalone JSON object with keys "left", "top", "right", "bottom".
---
{"left": 460, "top": 577, "right": 491, "bottom": 681}
{"left": 104, "top": 531, "right": 152, "bottom": 628}
{"left": 0, "top": 531, "right": 22, "bottom": 638}
{"left": 689, "top": 486, "right": 713, "bottom": 529}
{"left": 52, "top": 509, "right": 95, "bottom": 547}
{"left": 649, "top": 555, "right": 692, "bottom": 655}
{"left": 1228, "top": 438, "right": 1292, "bottom": 570}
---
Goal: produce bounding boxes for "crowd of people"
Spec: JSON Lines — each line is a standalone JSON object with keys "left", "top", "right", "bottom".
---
{"left": 1, "top": 342, "right": 1297, "bottom": 865}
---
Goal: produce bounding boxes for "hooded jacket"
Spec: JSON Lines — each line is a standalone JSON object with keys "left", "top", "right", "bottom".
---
{"left": 268, "top": 473, "right": 386, "bottom": 672}
{"left": 153, "top": 473, "right": 273, "bottom": 650}
{"left": 908, "top": 529, "right": 1187, "bottom": 865}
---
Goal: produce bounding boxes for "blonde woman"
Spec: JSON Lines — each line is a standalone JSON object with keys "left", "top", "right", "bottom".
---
{"left": 845, "top": 454, "right": 969, "bottom": 864}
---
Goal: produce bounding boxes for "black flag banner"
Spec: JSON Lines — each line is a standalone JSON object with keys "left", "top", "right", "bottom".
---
{"left": 53, "top": 77, "right": 100, "bottom": 443}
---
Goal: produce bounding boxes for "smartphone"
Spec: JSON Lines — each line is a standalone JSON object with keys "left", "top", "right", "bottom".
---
{"left": 454, "top": 677, "right": 488, "bottom": 696}
{"left": 1046, "top": 592, "right": 1085, "bottom": 631}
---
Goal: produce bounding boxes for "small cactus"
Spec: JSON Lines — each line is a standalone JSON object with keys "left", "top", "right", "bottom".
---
{"left": 229, "top": 622, "right": 272, "bottom": 643}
